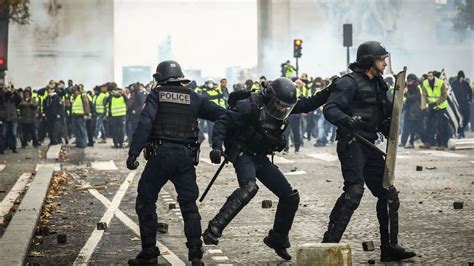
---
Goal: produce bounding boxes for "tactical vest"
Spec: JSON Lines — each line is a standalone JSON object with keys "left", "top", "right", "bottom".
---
{"left": 243, "top": 93, "right": 288, "bottom": 154}
{"left": 346, "top": 72, "right": 388, "bottom": 132}
{"left": 152, "top": 86, "right": 199, "bottom": 142}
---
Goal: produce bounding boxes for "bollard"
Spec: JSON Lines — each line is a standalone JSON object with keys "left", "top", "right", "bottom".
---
{"left": 297, "top": 243, "right": 352, "bottom": 266}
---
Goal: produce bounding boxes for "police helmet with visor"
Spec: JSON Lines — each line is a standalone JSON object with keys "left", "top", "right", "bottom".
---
{"left": 262, "top": 78, "right": 297, "bottom": 120}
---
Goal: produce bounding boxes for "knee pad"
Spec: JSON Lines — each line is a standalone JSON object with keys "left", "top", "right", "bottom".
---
{"left": 344, "top": 184, "right": 364, "bottom": 210}
{"left": 229, "top": 180, "right": 259, "bottom": 204}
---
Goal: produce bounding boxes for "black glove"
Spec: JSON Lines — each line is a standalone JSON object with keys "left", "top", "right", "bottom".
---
{"left": 209, "top": 149, "right": 223, "bottom": 164}
{"left": 342, "top": 115, "right": 366, "bottom": 130}
{"left": 126, "top": 155, "right": 139, "bottom": 170}
{"left": 428, "top": 102, "right": 437, "bottom": 109}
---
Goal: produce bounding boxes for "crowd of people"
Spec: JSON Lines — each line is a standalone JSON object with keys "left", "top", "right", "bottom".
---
{"left": 0, "top": 68, "right": 472, "bottom": 155}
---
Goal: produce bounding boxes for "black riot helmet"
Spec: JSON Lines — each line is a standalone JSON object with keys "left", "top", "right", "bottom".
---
{"left": 153, "top": 60, "right": 190, "bottom": 85}
{"left": 355, "top": 41, "right": 389, "bottom": 69}
{"left": 261, "top": 77, "right": 297, "bottom": 120}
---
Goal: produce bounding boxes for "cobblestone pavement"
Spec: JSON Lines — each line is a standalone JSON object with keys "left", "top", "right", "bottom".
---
{"left": 4, "top": 137, "right": 470, "bottom": 265}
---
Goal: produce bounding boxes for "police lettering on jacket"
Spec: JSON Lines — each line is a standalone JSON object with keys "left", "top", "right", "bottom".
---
{"left": 159, "top": 91, "right": 191, "bottom": 105}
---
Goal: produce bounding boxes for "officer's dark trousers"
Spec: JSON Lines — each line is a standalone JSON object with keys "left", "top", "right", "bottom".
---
{"left": 324, "top": 140, "right": 400, "bottom": 246}
{"left": 136, "top": 143, "right": 201, "bottom": 250}
{"left": 426, "top": 109, "right": 448, "bottom": 147}
{"left": 233, "top": 154, "right": 299, "bottom": 237}
{"left": 109, "top": 116, "right": 125, "bottom": 146}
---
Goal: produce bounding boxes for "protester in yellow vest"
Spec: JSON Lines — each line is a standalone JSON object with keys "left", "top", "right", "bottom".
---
{"left": 419, "top": 71, "right": 449, "bottom": 150}
{"left": 107, "top": 88, "right": 128, "bottom": 148}
{"left": 204, "top": 80, "right": 225, "bottom": 146}
{"left": 71, "top": 86, "right": 90, "bottom": 148}
{"left": 93, "top": 85, "right": 108, "bottom": 143}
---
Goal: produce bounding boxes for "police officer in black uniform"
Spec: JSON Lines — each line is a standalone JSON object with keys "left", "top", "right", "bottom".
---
{"left": 322, "top": 41, "right": 416, "bottom": 262}
{"left": 126, "top": 60, "right": 225, "bottom": 265}
{"left": 202, "top": 77, "right": 331, "bottom": 261}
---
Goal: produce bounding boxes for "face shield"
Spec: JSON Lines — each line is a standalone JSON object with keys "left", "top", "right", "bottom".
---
{"left": 264, "top": 95, "right": 296, "bottom": 120}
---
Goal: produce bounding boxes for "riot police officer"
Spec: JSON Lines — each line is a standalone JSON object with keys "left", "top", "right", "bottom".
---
{"left": 322, "top": 41, "right": 416, "bottom": 261}
{"left": 203, "top": 77, "right": 331, "bottom": 260}
{"left": 126, "top": 60, "right": 225, "bottom": 265}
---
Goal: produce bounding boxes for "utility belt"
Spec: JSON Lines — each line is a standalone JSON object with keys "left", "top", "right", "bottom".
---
{"left": 144, "top": 139, "right": 201, "bottom": 166}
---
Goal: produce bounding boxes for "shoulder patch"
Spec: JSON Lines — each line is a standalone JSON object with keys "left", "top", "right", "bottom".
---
{"left": 158, "top": 91, "right": 191, "bottom": 105}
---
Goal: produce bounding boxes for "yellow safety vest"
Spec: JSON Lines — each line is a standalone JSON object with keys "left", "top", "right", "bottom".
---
{"left": 94, "top": 93, "right": 108, "bottom": 114}
{"left": 423, "top": 78, "right": 448, "bottom": 110}
{"left": 285, "top": 65, "right": 296, "bottom": 78}
{"left": 251, "top": 83, "right": 261, "bottom": 93}
{"left": 207, "top": 89, "right": 226, "bottom": 108}
{"left": 110, "top": 96, "right": 126, "bottom": 117}
{"left": 72, "top": 95, "right": 85, "bottom": 115}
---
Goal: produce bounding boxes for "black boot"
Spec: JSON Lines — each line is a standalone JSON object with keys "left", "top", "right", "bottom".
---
{"left": 377, "top": 186, "right": 416, "bottom": 262}
{"left": 186, "top": 239, "right": 204, "bottom": 266}
{"left": 263, "top": 229, "right": 292, "bottom": 261}
{"left": 128, "top": 247, "right": 160, "bottom": 265}
{"left": 381, "top": 244, "right": 416, "bottom": 261}
{"left": 203, "top": 181, "right": 258, "bottom": 245}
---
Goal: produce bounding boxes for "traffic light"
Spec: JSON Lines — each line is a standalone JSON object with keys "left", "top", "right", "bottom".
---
{"left": 293, "top": 39, "right": 302, "bottom": 58}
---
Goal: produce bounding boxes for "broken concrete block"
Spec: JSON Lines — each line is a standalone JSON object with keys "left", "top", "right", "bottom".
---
{"left": 453, "top": 201, "right": 464, "bottom": 209}
{"left": 97, "top": 222, "right": 108, "bottom": 230}
{"left": 57, "top": 234, "right": 67, "bottom": 244}
{"left": 416, "top": 166, "right": 423, "bottom": 171}
{"left": 158, "top": 222, "right": 168, "bottom": 233}
{"left": 168, "top": 203, "right": 176, "bottom": 210}
{"left": 262, "top": 200, "right": 272, "bottom": 208}
{"left": 297, "top": 243, "right": 352, "bottom": 266}
{"left": 362, "top": 241, "right": 375, "bottom": 251}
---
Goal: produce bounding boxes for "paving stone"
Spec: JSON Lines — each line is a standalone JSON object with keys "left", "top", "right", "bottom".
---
{"left": 57, "top": 234, "right": 67, "bottom": 244}
{"left": 362, "top": 241, "right": 375, "bottom": 251}
{"left": 261, "top": 200, "right": 272, "bottom": 208}
{"left": 453, "top": 202, "right": 464, "bottom": 209}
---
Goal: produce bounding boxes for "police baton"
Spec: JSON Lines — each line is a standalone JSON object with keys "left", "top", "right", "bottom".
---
{"left": 199, "top": 156, "right": 228, "bottom": 204}
{"left": 339, "top": 125, "right": 387, "bottom": 158}
{"left": 352, "top": 132, "right": 387, "bottom": 158}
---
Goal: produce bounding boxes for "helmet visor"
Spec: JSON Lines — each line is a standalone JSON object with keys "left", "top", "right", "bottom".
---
{"left": 265, "top": 96, "right": 296, "bottom": 120}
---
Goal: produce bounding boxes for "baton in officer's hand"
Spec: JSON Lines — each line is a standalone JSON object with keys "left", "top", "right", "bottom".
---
{"left": 199, "top": 154, "right": 228, "bottom": 205}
